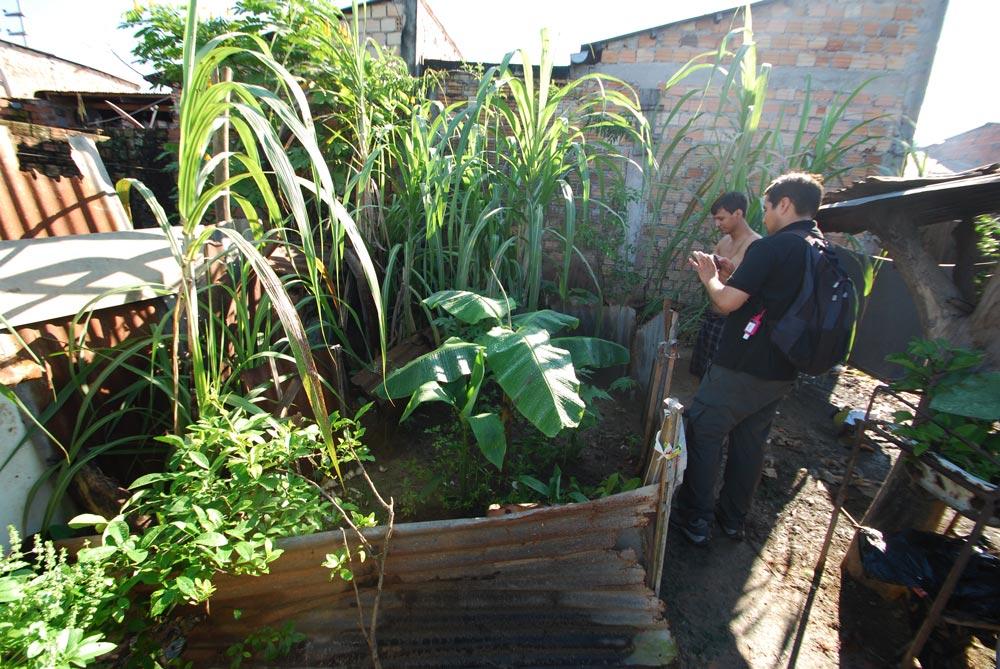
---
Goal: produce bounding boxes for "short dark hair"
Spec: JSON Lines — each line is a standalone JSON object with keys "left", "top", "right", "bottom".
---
{"left": 710, "top": 191, "right": 748, "bottom": 216}
{"left": 763, "top": 173, "right": 824, "bottom": 218}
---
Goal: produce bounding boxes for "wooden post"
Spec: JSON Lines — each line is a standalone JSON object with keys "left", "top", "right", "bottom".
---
{"left": 646, "top": 398, "right": 683, "bottom": 594}
{"left": 641, "top": 342, "right": 669, "bottom": 455}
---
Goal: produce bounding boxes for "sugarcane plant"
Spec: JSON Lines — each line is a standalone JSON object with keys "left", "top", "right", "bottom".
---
{"left": 115, "top": 1, "right": 385, "bottom": 469}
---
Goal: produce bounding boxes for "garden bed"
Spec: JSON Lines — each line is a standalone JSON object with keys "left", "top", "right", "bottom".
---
{"left": 180, "top": 485, "right": 678, "bottom": 667}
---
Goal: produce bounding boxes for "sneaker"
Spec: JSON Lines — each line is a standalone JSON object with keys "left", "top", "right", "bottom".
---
{"left": 715, "top": 510, "right": 745, "bottom": 542}
{"left": 669, "top": 514, "right": 712, "bottom": 547}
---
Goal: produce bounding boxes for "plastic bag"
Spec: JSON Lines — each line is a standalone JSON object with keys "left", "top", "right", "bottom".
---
{"left": 858, "top": 526, "right": 1000, "bottom": 623}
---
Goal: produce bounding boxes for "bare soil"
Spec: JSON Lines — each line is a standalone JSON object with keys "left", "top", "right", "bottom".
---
{"left": 658, "top": 348, "right": 998, "bottom": 669}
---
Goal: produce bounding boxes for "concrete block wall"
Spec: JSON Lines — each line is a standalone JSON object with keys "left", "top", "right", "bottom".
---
{"left": 351, "top": 0, "right": 405, "bottom": 54}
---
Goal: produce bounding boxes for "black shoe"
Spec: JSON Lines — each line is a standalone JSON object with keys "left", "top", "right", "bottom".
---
{"left": 669, "top": 514, "right": 712, "bottom": 547}
{"left": 715, "top": 511, "right": 745, "bottom": 542}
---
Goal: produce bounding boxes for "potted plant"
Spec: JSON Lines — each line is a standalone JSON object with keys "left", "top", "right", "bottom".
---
{"left": 886, "top": 338, "right": 1000, "bottom": 523}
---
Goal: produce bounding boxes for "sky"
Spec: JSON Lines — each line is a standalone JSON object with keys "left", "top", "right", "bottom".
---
{"left": 5, "top": 0, "right": 997, "bottom": 147}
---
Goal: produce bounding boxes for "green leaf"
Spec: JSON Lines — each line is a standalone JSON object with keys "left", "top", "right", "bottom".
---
{"left": 550, "top": 337, "right": 629, "bottom": 369}
{"left": 485, "top": 327, "right": 585, "bottom": 437}
{"left": 76, "top": 545, "right": 118, "bottom": 563}
{"left": 517, "top": 474, "right": 550, "bottom": 496}
{"left": 423, "top": 290, "right": 514, "bottom": 324}
{"left": 68, "top": 513, "right": 109, "bottom": 530}
{"left": 511, "top": 309, "right": 579, "bottom": 334}
{"left": 0, "top": 577, "right": 24, "bottom": 603}
{"left": 189, "top": 451, "right": 211, "bottom": 469}
{"left": 175, "top": 575, "right": 198, "bottom": 599}
{"left": 400, "top": 380, "right": 458, "bottom": 421}
{"left": 128, "top": 472, "right": 169, "bottom": 489}
{"left": 379, "top": 338, "right": 483, "bottom": 399}
{"left": 104, "top": 519, "right": 129, "bottom": 546}
{"left": 194, "top": 531, "right": 228, "bottom": 547}
{"left": 930, "top": 372, "right": 1000, "bottom": 420}
{"left": 75, "top": 639, "right": 116, "bottom": 662}
{"left": 467, "top": 412, "right": 507, "bottom": 469}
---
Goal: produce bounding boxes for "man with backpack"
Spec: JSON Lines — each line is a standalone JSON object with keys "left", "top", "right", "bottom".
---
{"left": 672, "top": 172, "right": 856, "bottom": 546}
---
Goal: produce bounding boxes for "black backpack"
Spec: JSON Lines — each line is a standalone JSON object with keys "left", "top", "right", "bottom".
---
{"left": 769, "top": 228, "right": 858, "bottom": 375}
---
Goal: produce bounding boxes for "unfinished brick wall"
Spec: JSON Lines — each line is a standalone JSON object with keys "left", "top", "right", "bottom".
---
{"left": 923, "top": 123, "right": 1000, "bottom": 173}
{"left": 569, "top": 0, "right": 947, "bottom": 304}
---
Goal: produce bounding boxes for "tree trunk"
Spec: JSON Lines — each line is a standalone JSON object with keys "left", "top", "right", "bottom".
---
{"left": 970, "top": 264, "right": 1000, "bottom": 367}
{"left": 872, "top": 211, "right": 970, "bottom": 343}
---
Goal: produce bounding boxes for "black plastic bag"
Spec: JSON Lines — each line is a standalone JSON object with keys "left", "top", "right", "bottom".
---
{"left": 858, "top": 526, "right": 1000, "bottom": 623}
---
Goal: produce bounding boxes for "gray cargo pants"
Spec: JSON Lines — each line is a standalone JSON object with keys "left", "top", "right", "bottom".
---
{"left": 676, "top": 364, "right": 793, "bottom": 526}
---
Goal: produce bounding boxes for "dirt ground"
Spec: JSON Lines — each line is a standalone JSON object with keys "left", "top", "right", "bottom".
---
{"left": 657, "top": 348, "right": 998, "bottom": 669}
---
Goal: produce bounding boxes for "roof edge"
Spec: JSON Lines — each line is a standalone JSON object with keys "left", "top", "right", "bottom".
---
{"left": 0, "top": 39, "right": 142, "bottom": 90}
{"left": 576, "top": 0, "right": 776, "bottom": 57}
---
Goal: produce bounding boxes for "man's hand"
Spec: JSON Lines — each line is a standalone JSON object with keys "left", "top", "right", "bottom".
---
{"left": 715, "top": 255, "right": 736, "bottom": 282}
{"left": 688, "top": 250, "right": 718, "bottom": 285}
{"left": 688, "top": 251, "right": 751, "bottom": 315}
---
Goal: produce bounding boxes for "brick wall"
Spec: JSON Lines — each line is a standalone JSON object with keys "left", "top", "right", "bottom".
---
{"left": 568, "top": 0, "right": 947, "bottom": 304}
{"left": 922, "top": 123, "right": 1000, "bottom": 173}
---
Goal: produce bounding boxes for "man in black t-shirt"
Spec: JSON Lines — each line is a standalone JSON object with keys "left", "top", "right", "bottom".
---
{"left": 671, "top": 173, "right": 824, "bottom": 546}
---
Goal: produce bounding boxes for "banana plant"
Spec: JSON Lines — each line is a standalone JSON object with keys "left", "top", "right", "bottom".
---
{"left": 378, "top": 290, "right": 628, "bottom": 468}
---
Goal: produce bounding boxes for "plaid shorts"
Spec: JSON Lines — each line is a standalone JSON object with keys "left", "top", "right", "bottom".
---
{"left": 689, "top": 311, "right": 726, "bottom": 379}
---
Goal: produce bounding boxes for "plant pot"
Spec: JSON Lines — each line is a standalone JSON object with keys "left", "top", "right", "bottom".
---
{"left": 909, "top": 452, "right": 1000, "bottom": 527}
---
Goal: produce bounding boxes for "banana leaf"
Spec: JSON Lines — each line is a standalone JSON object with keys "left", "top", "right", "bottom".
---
{"left": 511, "top": 310, "right": 579, "bottom": 334}
{"left": 485, "top": 327, "right": 585, "bottom": 437}
{"left": 551, "top": 337, "right": 629, "bottom": 370}
{"left": 468, "top": 412, "right": 506, "bottom": 469}
{"left": 379, "top": 338, "right": 483, "bottom": 399}
{"left": 423, "top": 290, "right": 514, "bottom": 324}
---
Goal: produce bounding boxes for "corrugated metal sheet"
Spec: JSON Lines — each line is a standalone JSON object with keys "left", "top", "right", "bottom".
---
{"left": 0, "top": 123, "right": 130, "bottom": 240}
{"left": 182, "top": 484, "right": 678, "bottom": 667}
{"left": 817, "top": 164, "right": 1000, "bottom": 233}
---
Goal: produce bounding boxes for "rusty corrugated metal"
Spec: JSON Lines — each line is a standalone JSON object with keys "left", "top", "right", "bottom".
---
{"left": 0, "top": 122, "right": 130, "bottom": 240}
{"left": 182, "top": 485, "right": 677, "bottom": 667}
{"left": 818, "top": 164, "right": 1000, "bottom": 233}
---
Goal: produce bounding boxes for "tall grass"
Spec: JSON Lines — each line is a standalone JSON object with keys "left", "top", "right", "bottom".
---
{"left": 375, "top": 32, "right": 655, "bottom": 348}
{"left": 643, "top": 5, "right": 884, "bottom": 319}
{"left": 4, "top": 0, "right": 393, "bottom": 530}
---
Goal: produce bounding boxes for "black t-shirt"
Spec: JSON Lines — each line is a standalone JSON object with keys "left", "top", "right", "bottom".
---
{"left": 714, "top": 219, "right": 820, "bottom": 381}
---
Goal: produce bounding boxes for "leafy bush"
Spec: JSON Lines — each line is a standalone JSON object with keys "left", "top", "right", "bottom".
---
{"left": 0, "top": 529, "right": 117, "bottom": 669}
{"left": 74, "top": 406, "right": 374, "bottom": 619}
{"left": 888, "top": 339, "right": 1000, "bottom": 483}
